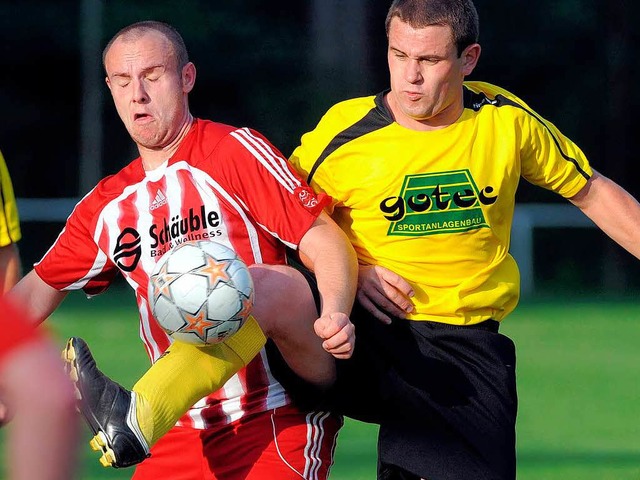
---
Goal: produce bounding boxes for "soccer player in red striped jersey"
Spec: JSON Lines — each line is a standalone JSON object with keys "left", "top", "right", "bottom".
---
{"left": 8, "top": 21, "right": 357, "bottom": 479}
{"left": 0, "top": 296, "right": 79, "bottom": 480}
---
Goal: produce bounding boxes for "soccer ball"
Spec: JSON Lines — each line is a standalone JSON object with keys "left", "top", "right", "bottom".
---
{"left": 148, "top": 240, "right": 254, "bottom": 345}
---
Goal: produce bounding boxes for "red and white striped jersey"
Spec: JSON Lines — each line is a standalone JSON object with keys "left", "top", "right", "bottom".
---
{"left": 35, "top": 119, "right": 330, "bottom": 429}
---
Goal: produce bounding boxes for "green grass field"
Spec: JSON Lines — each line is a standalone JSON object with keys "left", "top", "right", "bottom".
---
{"left": 2, "top": 286, "right": 640, "bottom": 479}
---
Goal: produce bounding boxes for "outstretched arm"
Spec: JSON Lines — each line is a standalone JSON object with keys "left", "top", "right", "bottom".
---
{"left": 6, "top": 269, "right": 68, "bottom": 324}
{"left": 569, "top": 169, "right": 640, "bottom": 260}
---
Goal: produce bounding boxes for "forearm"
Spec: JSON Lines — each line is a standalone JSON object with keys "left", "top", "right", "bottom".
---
{"left": 6, "top": 270, "right": 67, "bottom": 325}
{"left": 299, "top": 213, "right": 358, "bottom": 316}
{"left": 315, "top": 250, "right": 358, "bottom": 316}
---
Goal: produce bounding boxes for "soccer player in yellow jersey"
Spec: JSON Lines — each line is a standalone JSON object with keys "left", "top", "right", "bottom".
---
{"left": 284, "top": 1, "right": 640, "bottom": 479}
{"left": 0, "top": 149, "right": 22, "bottom": 293}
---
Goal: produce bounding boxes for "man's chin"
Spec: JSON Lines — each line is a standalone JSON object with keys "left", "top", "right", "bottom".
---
{"left": 130, "top": 131, "right": 163, "bottom": 149}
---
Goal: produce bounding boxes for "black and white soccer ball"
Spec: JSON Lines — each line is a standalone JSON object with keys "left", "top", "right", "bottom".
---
{"left": 148, "top": 240, "right": 254, "bottom": 345}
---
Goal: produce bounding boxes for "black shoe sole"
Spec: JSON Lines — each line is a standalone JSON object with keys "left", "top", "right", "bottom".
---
{"left": 63, "top": 338, "right": 119, "bottom": 468}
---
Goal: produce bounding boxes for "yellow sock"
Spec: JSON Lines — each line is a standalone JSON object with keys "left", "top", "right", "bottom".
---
{"left": 132, "top": 316, "right": 266, "bottom": 445}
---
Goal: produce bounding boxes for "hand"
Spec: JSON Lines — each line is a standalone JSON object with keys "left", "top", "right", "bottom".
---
{"left": 357, "top": 265, "right": 414, "bottom": 324}
{"left": 314, "top": 312, "right": 355, "bottom": 360}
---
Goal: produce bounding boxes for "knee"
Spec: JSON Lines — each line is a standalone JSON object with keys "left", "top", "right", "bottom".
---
{"left": 248, "top": 264, "right": 317, "bottom": 336}
{"left": 248, "top": 264, "right": 293, "bottom": 302}
{"left": 248, "top": 264, "right": 285, "bottom": 288}
{"left": 248, "top": 264, "right": 290, "bottom": 334}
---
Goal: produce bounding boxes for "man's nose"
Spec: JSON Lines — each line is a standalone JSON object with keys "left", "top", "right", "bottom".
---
{"left": 405, "top": 59, "right": 422, "bottom": 83}
{"left": 132, "top": 79, "right": 149, "bottom": 103}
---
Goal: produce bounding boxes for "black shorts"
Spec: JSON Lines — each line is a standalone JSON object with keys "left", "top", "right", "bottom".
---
{"left": 342, "top": 304, "right": 518, "bottom": 480}
{"left": 267, "top": 263, "right": 518, "bottom": 480}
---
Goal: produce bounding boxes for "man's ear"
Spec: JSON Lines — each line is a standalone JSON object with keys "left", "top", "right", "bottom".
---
{"left": 182, "top": 62, "right": 196, "bottom": 93}
{"left": 461, "top": 43, "right": 481, "bottom": 76}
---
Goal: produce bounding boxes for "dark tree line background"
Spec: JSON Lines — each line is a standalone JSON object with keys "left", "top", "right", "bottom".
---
{"left": 1, "top": 0, "right": 639, "bottom": 292}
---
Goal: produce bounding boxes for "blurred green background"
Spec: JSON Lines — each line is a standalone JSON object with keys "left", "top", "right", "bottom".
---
{"left": 2, "top": 286, "right": 639, "bottom": 479}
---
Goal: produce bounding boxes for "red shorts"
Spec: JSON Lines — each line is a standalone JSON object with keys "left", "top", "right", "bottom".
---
{"left": 132, "top": 404, "right": 343, "bottom": 480}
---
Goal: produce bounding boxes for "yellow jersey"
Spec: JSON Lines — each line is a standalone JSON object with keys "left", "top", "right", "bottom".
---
{"left": 0, "top": 150, "right": 21, "bottom": 247}
{"left": 290, "top": 81, "right": 592, "bottom": 325}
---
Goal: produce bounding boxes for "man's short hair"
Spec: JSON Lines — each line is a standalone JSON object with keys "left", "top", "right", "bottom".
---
{"left": 102, "top": 20, "right": 189, "bottom": 72}
{"left": 385, "top": 0, "right": 479, "bottom": 56}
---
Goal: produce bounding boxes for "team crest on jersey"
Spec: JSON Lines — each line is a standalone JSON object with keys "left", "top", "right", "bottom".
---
{"left": 295, "top": 186, "right": 319, "bottom": 210}
{"left": 379, "top": 170, "right": 497, "bottom": 237}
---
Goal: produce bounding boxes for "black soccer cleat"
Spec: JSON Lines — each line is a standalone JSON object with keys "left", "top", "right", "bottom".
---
{"left": 63, "top": 337, "right": 150, "bottom": 468}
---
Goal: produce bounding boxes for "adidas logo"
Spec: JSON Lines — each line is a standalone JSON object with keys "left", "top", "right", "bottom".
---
{"left": 149, "top": 189, "right": 168, "bottom": 211}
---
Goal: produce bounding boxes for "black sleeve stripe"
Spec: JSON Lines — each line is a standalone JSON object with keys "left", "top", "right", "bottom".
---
{"left": 463, "top": 86, "right": 591, "bottom": 181}
{"left": 306, "top": 92, "right": 393, "bottom": 184}
{"left": 495, "top": 94, "right": 591, "bottom": 181}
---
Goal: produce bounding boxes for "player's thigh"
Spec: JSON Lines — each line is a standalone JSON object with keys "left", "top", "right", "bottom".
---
{"left": 268, "top": 301, "right": 394, "bottom": 420}
{"left": 248, "top": 264, "right": 317, "bottom": 333}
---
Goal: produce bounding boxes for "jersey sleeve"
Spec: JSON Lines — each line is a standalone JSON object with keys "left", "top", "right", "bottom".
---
{"left": 212, "top": 128, "right": 331, "bottom": 247}
{"left": 519, "top": 110, "right": 592, "bottom": 198}
{"left": 34, "top": 192, "right": 118, "bottom": 295}
{"left": 471, "top": 83, "right": 594, "bottom": 198}
{"left": 0, "top": 150, "right": 22, "bottom": 246}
